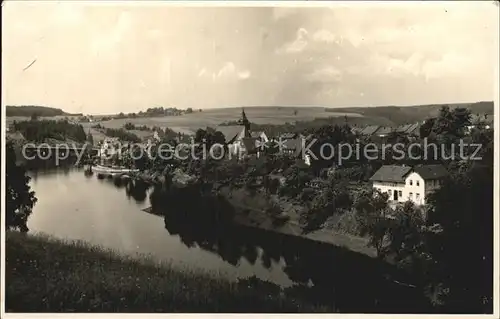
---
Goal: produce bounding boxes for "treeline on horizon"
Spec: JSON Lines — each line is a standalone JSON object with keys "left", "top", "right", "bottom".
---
{"left": 221, "top": 101, "right": 494, "bottom": 133}
{"left": 6, "top": 105, "right": 82, "bottom": 117}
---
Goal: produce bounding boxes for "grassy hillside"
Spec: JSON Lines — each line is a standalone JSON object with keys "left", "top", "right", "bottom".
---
{"left": 6, "top": 105, "right": 81, "bottom": 117}
{"left": 5, "top": 231, "right": 330, "bottom": 312}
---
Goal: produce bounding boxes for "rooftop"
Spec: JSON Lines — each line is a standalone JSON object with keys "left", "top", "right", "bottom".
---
{"left": 215, "top": 126, "right": 246, "bottom": 144}
{"left": 413, "top": 164, "right": 449, "bottom": 180}
{"left": 370, "top": 164, "right": 449, "bottom": 182}
{"left": 369, "top": 165, "right": 412, "bottom": 183}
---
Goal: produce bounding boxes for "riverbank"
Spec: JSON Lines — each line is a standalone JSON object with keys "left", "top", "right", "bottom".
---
{"left": 217, "top": 186, "right": 376, "bottom": 257}
{"left": 122, "top": 171, "right": 374, "bottom": 256}
{"left": 5, "top": 231, "right": 332, "bottom": 312}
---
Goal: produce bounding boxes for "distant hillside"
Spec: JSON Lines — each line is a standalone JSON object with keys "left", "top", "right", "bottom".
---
{"left": 6, "top": 105, "right": 82, "bottom": 117}
{"left": 326, "top": 101, "right": 494, "bottom": 126}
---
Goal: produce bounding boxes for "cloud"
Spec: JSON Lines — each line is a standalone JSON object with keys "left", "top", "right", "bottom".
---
{"left": 52, "top": 3, "right": 85, "bottom": 27}
{"left": 197, "top": 62, "right": 251, "bottom": 81}
{"left": 197, "top": 68, "right": 207, "bottom": 77}
{"left": 276, "top": 28, "right": 309, "bottom": 54}
{"left": 312, "top": 29, "right": 340, "bottom": 44}
{"left": 306, "top": 66, "right": 343, "bottom": 82}
{"left": 217, "top": 62, "right": 236, "bottom": 78}
{"left": 147, "top": 29, "right": 162, "bottom": 40}
{"left": 272, "top": 8, "right": 299, "bottom": 20}
{"left": 237, "top": 70, "right": 251, "bottom": 80}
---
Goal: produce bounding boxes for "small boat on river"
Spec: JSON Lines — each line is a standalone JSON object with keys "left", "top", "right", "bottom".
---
{"left": 92, "top": 164, "right": 140, "bottom": 175}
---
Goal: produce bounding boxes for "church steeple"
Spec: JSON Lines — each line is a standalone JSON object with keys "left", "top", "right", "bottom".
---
{"left": 239, "top": 108, "right": 251, "bottom": 137}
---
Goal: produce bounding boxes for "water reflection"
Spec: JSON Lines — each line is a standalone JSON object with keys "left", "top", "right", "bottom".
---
{"left": 125, "top": 179, "right": 149, "bottom": 203}
{"left": 145, "top": 185, "right": 432, "bottom": 313}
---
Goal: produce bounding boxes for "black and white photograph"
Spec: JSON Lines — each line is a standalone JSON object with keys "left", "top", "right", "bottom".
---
{"left": 2, "top": 0, "right": 498, "bottom": 315}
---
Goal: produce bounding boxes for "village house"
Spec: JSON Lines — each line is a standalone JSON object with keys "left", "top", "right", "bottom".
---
{"left": 369, "top": 164, "right": 449, "bottom": 206}
{"left": 279, "top": 133, "right": 312, "bottom": 166}
{"left": 251, "top": 131, "right": 269, "bottom": 144}
{"left": 145, "top": 130, "right": 162, "bottom": 147}
{"left": 466, "top": 114, "right": 493, "bottom": 133}
{"left": 215, "top": 109, "right": 263, "bottom": 158}
{"left": 99, "top": 137, "right": 121, "bottom": 159}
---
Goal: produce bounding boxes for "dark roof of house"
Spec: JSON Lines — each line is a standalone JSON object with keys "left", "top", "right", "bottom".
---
{"left": 352, "top": 127, "right": 364, "bottom": 134}
{"left": 405, "top": 123, "right": 420, "bottom": 135}
{"left": 375, "top": 126, "right": 393, "bottom": 135}
{"left": 282, "top": 137, "right": 301, "bottom": 150}
{"left": 303, "top": 133, "right": 314, "bottom": 140}
{"left": 369, "top": 165, "right": 412, "bottom": 183}
{"left": 413, "top": 164, "right": 449, "bottom": 180}
{"left": 360, "top": 125, "right": 380, "bottom": 136}
{"left": 6, "top": 131, "right": 26, "bottom": 142}
{"left": 242, "top": 137, "right": 258, "bottom": 152}
{"left": 395, "top": 124, "right": 412, "bottom": 133}
{"left": 215, "top": 126, "right": 245, "bottom": 144}
{"left": 250, "top": 131, "right": 266, "bottom": 138}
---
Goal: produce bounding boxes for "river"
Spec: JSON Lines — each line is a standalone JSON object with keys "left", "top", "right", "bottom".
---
{"left": 27, "top": 167, "right": 294, "bottom": 286}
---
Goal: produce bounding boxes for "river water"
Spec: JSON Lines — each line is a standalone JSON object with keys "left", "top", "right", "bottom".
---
{"left": 27, "top": 167, "right": 294, "bottom": 286}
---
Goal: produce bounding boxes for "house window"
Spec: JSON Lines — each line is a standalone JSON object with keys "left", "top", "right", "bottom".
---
{"left": 409, "top": 180, "right": 413, "bottom": 186}
{"left": 416, "top": 180, "right": 420, "bottom": 186}
{"left": 398, "top": 190, "right": 402, "bottom": 197}
{"left": 409, "top": 192, "right": 413, "bottom": 199}
{"left": 416, "top": 193, "right": 420, "bottom": 201}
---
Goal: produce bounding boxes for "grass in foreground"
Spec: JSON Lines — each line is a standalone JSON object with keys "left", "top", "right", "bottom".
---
{"left": 5, "top": 231, "right": 333, "bottom": 313}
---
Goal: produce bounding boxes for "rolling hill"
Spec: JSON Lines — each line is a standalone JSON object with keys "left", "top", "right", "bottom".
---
{"left": 6, "top": 105, "right": 81, "bottom": 117}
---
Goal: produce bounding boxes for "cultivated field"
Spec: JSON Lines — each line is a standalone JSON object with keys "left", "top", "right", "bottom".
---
{"left": 87, "top": 107, "right": 362, "bottom": 135}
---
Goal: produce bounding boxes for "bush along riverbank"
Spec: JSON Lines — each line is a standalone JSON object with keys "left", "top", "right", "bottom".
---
{"left": 5, "top": 231, "right": 332, "bottom": 313}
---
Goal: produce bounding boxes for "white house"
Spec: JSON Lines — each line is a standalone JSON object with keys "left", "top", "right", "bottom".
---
{"left": 370, "top": 164, "right": 449, "bottom": 206}
{"left": 251, "top": 131, "right": 269, "bottom": 144}
{"left": 99, "top": 137, "right": 121, "bottom": 160}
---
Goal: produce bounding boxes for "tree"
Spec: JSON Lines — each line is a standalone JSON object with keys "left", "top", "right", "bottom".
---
{"left": 354, "top": 189, "right": 391, "bottom": 257}
{"left": 87, "top": 132, "right": 94, "bottom": 145}
{"left": 186, "top": 108, "right": 193, "bottom": 114}
{"left": 420, "top": 118, "right": 436, "bottom": 139}
{"left": 123, "top": 122, "right": 136, "bottom": 130}
{"left": 431, "top": 106, "right": 471, "bottom": 143}
{"left": 424, "top": 161, "right": 493, "bottom": 312}
{"left": 283, "top": 164, "right": 313, "bottom": 197}
{"left": 30, "top": 112, "right": 40, "bottom": 121}
{"left": 5, "top": 141, "right": 37, "bottom": 232}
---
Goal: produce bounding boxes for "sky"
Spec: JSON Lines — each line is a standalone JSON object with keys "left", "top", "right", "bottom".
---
{"left": 2, "top": 1, "right": 498, "bottom": 115}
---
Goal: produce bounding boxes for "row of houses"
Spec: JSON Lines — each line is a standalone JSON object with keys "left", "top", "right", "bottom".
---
{"left": 352, "top": 113, "right": 493, "bottom": 140}
{"left": 353, "top": 123, "right": 421, "bottom": 139}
